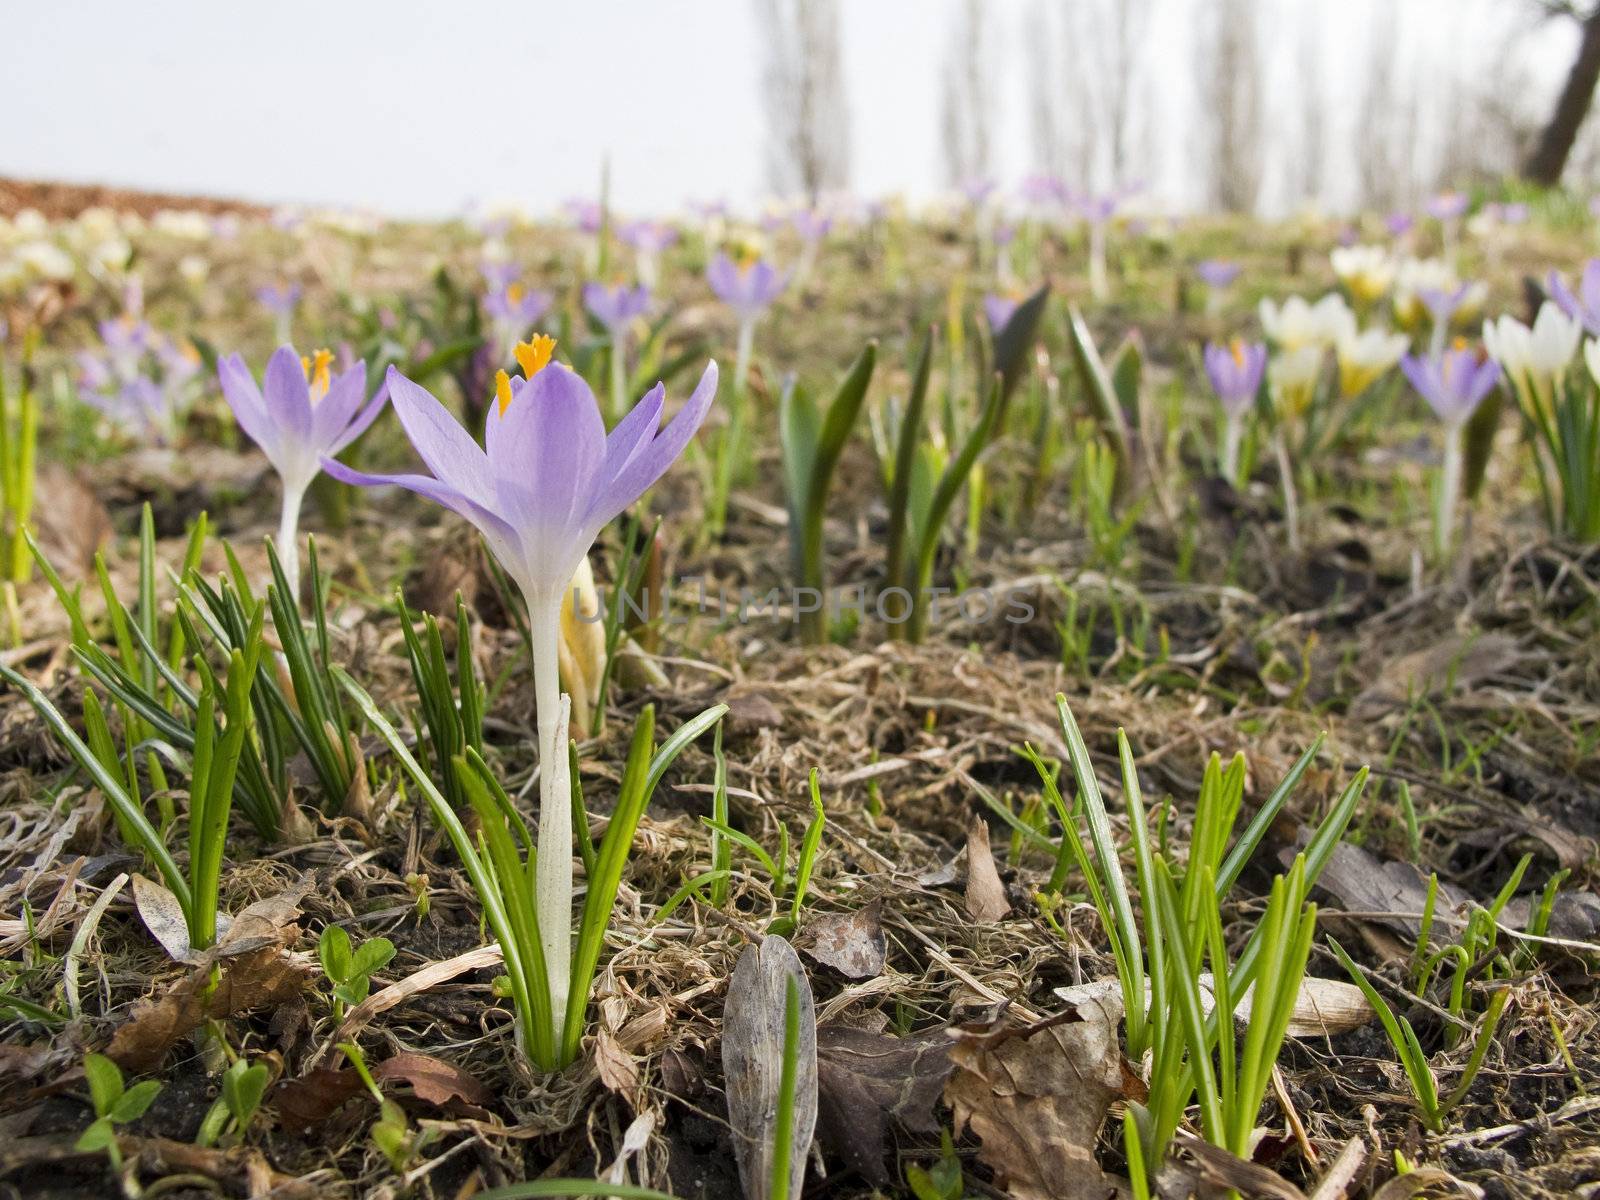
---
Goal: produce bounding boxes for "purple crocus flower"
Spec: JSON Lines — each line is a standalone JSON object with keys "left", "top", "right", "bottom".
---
{"left": 484, "top": 282, "right": 553, "bottom": 329}
{"left": 1418, "top": 283, "right": 1472, "bottom": 332}
{"left": 707, "top": 253, "right": 788, "bottom": 324}
{"left": 791, "top": 209, "right": 832, "bottom": 244}
{"left": 983, "top": 294, "right": 1020, "bottom": 332}
{"left": 993, "top": 221, "right": 1017, "bottom": 247}
{"left": 583, "top": 282, "right": 651, "bottom": 335}
{"left": 1205, "top": 339, "right": 1267, "bottom": 484}
{"left": 1400, "top": 347, "right": 1500, "bottom": 428}
{"left": 256, "top": 283, "right": 301, "bottom": 317}
{"left": 1196, "top": 260, "right": 1241, "bottom": 289}
{"left": 1203, "top": 340, "right": 1267, "bottom": 416}
{"left": 1427, "top": 192, "right": 1470, "bottom": 222}
{"left": 323, "top": 339, "right": 717, "bottom": 1030}
{"left": 618, "top": 220, "right": 679, "bottom": 254}
{"left": 1547, "top": 260, "right": 1600, "bottom": 336}
{"left": 1496, "top": 202, "right": 1530, "bottom": 226}
{"left": 960, "top": 177, "right": 996, "bottom": 208}
{"left": 479, "top": 259, "right": 520, "bottom": 292}
{"left": 564, "top": 198, "right": 604, "bottom": 235}
{"left": 218, "top": 346, "right": 387, "bottom": 599}
{"left": 1385, "top": 212, "right": 1415, "bottom": 239}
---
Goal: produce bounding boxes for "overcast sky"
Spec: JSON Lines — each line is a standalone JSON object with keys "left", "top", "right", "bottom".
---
{"left": 0, "top": 1, "right": 1578, "bottom": 218}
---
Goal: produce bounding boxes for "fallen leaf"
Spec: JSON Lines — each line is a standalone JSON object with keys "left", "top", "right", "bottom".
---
{"left": 371, "top": 1052, "right": 492, "bottom": 1107}
{"left": 945, "top": 1002, "right": 1130, "bottom": 1200}
{"left": 131, "top": 874, "right": 198, "bottom": 964}
{"left": 273, "top": 1052, "right": 491, "bottom": 1133}
{"left": 964, "top": 815, "right": 1009, "bottom": 922}
{"left": 105, "top": 944, "right": 308, "bottom": 1071}
{"left": 1054, "top": 975, "right": 1373, "bottom": 1039}
{"left": 1179, "top": 1132, "right": 1308, "bottom": 1200}
{"left": 1309, "top": 842, "right": 1471, "bottom": 941}
{"left": 1350, "top": 633, "right": 1523, "bottom": 721}
{"left": 29, "top": 463, "right": 111, "bottom": 578}
{"left": 216, "top": 875, "right": 315, "bottom": 956}
{"left": 594, "top": 1028, "right": 640, "bottom": 1105}
{"left": 723, "top": 935, "right": 818, "bottom": 1200}
{"left": 815, "top": 1026, "right": 952, "bottom": 1185}
{"left": 804, "top": 900, "right": 887, "bottom": 979}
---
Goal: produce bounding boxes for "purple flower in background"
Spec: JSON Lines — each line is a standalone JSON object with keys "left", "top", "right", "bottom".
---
{"left": 583, "top": 282, "right": 651, "bottom": 336}
{"left": 1547, "top": 260, "right": 1600, "bottom": 335}
{"left": 321, "top": 338, "right": 716, "bottom": 1042}
{"left": 1078, "top": 193, "right": 1119, "bottom": 224}
{"left": 1590, "top": 195, "right": 1600, "bottom": 220}
{"left": 1427, "top": 192, "right": 1470, "bottom": 221}
{"left": 1336, "top": 226, "right": 1360, "bottom": 248}
{"left": 690, "top": 198, "right": 729, "bottom": 223}
{"left": 219, "top": 346, "right": 386, "bottom": 598}
{"left": 1495, "top": 202, "right": 1530, "bottom": 225}
{"left": 564, "top": 198, "right": 604, "bottom": 235}
{"left": 993, "top": 221, "right": 1017, "bottom": 247}
{"left": 484, "top": 282, "right": 553, "bottom": 329}
{"left": 1204, "top": 340, "right": 1267, "bottom": 416}
{"left": 1021, "top": 174, "right": 1066, "bottom": 207}
{"left": 1196, "top": 260, "right": 1241, "bottom": 289}
{"left": 1401, "top": 347, "right": 1500, "bottom": 427}
{"left": 707, "top": 253, "right": 788, "bottom": 323}
{"left": 256, "top": 283, "right": 302, "bottom": 318}
{"left": 983, "top": 294, "right": 1020, "bottom": 332}
{"left": 619, "top": 220, "right": 679, "bottom": 254}
{"left": 960, "top": 177, "right": 996, "bottom": 207}
{"left": 1418, "top": 283, "right": 1472, "bottom": 331}
{"left": 479, "top": 259, "right": 520, "bottom": 292}
{"left": 1385, "top": 212, "right": 1415, "bottom": 239}
{"left": 791, "top": 208, "right": 832, "bottom": 243}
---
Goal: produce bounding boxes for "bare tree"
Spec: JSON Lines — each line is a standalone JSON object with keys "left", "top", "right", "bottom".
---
{"left": 940, "top": 0, "right": 995, "bottom": 186}
{"left": 1025, "top": 1, "right": 1070, "bottom": 180}
{"left": 1295, "top": 17, "right": 1326, "bottom": 204}
{"left": 1525, "top": 2, "right": 1600, "bottom": 185}
{"left": 755, "top": 0, "right": 851, "bottom": 201}
{"left": 1355, "top": 5, "right": 1409, "bottom": 209}
{"left": 1201, "top": 0, "right": 1263, "bottom": 212}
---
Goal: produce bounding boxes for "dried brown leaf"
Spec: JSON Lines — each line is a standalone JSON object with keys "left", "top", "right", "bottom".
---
{"left": 594, "top": 1028, "right": 640, "bottom": 1105}
{"left": 815, "top": 1025, "right": 952, "bottom": 1185}
{"left": 723, "top": 935, "right": 818, "bottom": 1200}
{"left": 964, "top": 815, "right": 1009, "bottom": 922}
{"left": 803, "top": 899, "right": 887, "bottom": 979}
{"left": 104, "top": 944, "right": 308, "bottom": 1071}
{"left": 945, "top": 1004, "right": 1129, "bottom": 1200}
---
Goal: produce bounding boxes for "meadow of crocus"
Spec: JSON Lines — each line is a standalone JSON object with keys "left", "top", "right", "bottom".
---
{"left": 0, "top": 183, "right": 1597, "bottom": 1200}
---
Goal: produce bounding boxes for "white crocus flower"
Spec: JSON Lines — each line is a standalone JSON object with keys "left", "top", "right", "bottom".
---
{"left": 1270, "top": 343, "right": 1325, "bottom": 416}
{"left": 1336, "top": 327, "right": 1409, "bottom": 397}
{"left": 1484, "top": 303, "right": 1580, "bottom": 413}
{"left": 1260, "top": 293, "right": 1355, "bottom": 351}
{"left": 1330, "top": 245, "right": 1396, "bottom": 308}
{"left": 1585, "top": 338, "right": 1600, "bottom": 390}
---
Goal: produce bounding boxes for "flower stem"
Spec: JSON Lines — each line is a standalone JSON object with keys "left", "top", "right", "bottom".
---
{"left": 1088, "top": 220, "right": 1108, "bottom": 302}
{"left": 1221, "top": 413, "right": 1244, "bottom": 487}
{"left": 1435, "top": 423, "right": 1463, "bottom": 561}
{"left": 1274, "top": 430, "right": 1301, "bottom": 553}
{"left": 527, "top": 590, "right": 572, "bottom": 1044}
{"left": 733, "top": 318, "right": 755, "bottom": 398}
{"left": 608, "top": 334, "right": 627, "bottom": 426}
{"left": 277, "top": 484, "right": 306, "bottom": 606}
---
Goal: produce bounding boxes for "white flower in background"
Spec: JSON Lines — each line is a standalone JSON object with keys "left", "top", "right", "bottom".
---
{"left": 15, "top": 241, "right": 74, "bottom": 281}
{"left": 1484, "top": 303, "right": 1581, "bottom": 410}
{"left": 1335, "top": 326, "right": 1409, "bottom": 396}
{"left": 88, "top": 237, "right": 133, "bottom": 278}
{"left": 12, "top": 209, "right": 48, "bottom": 239}
{"left": 152, "top": 209, "right": 212, "bottom": 240}
{"left": 177, "top": 254, "right": 210, "bottom": 287}
{"left": 1584, "top": 338, "right": 1600, "bottom": 390}
{"left": 1260, "top": 293, "right": 1355, "bottom": 351}
{"left": 75, "top": 206, "right": 120, "bottom": 242}
{"left": 1331, "top": 245, "right": 1396, "bottom": 307}
{"left": 1270, "top": 342, "right": 1325, "bottom": 415}
{"left": 0, "top": 258, "right": 23, "bottom": 291}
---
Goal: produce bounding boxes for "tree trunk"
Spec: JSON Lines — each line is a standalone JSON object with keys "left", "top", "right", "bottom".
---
{"left": 1525, "top": 11, "right": 1600, "bottom": 187}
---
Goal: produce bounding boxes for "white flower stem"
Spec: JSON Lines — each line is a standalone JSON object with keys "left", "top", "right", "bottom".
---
{"left": 608, "top": 334, "right": 627, "bottom": 426}
{"left": 733, "top": 318, "right": 755, "bottom": 398}
{"left": 1088, "top": 220, "right": 1108, "bottom": 301}
{"left": 1274, "top": 430, "right": 1301, "bottom": 553}
{"left": 1436, "top": 423, "right": 1463, "bottom": 561}
{"left": 1221, "top": 413, "right": 1244, "bottom": 487}
{"left": 277, "top": 484, "right": 306, "bottom": 605}
{"left": 527, "top": 590, "right": 572, "bottom": 1044}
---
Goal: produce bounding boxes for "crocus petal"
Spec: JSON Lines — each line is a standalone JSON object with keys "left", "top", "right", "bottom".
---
{"left": 325, "top": 378, "right": 390, "bottom": 457}
{"left": 586, "top": 361, "right": 718, "bottom": 531}
{"left": 385, "top": 368, "right": 495, "bottom": 507}
{"left": 309, "top": 362, "right": 369, "bottom": 448}
{"left": 489, "top": 363, "right": 607, "bottom": 533}
{"left": 217, "top": 353, "right": 280, "bottom": 461}
{"left": 321, "top": 457, "right": 521, "bottom": 567}
{"left": 602, "top": 382, "right": 665, "bottom": 478}
{"left": 263, "top": 346, "right": 314, "bottom": 445}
